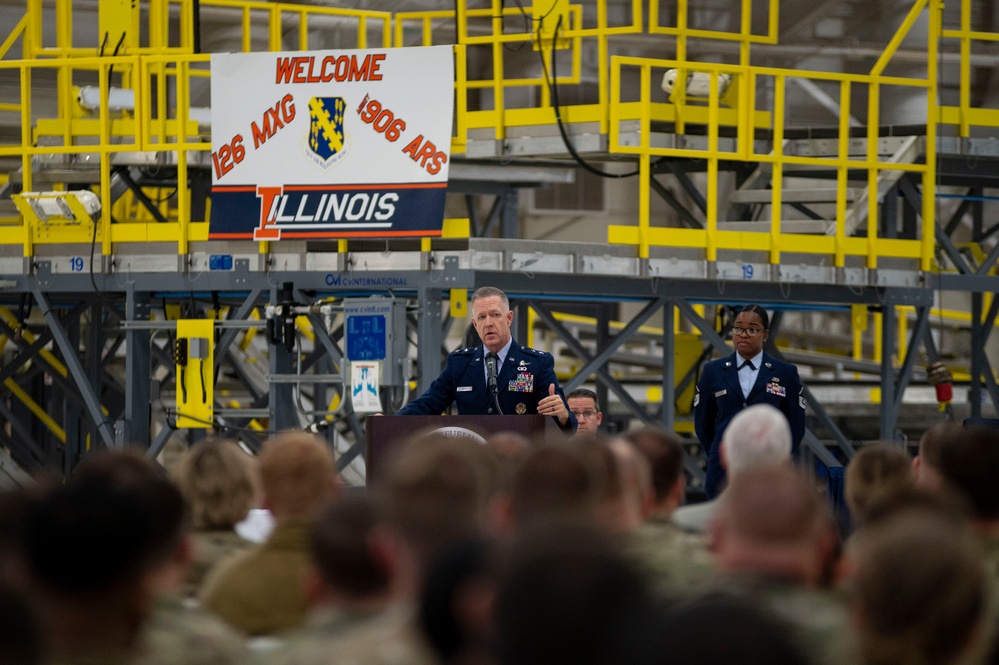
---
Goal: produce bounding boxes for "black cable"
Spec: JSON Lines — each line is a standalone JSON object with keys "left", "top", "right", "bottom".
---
{"left": 200, "top": 359, "right": 207, "bottom": 404}
{"left": 538, "top": 16, "right": 643, "bottom": 179}
{"left": 106, "top": 32, "right": 126, "bottom": 92}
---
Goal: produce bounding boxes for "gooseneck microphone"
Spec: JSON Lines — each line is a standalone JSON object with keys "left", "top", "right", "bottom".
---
{"left": 485, "top": 353, "right": 503, "bottom": 414}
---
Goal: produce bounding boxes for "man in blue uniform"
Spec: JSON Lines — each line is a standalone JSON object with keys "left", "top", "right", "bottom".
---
{"left": 693, "top": 305, "right": 806, "bottom": 498}
{"left": 397, "top": 287, "right": 576, "bottom": 433}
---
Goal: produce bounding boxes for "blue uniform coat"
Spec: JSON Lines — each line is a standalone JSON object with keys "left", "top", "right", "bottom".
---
{"left": 397, "top": 339, "right": 577, "bottom": 433}
{"left": 693, "top": 352, "right": 806, "bottom": 498}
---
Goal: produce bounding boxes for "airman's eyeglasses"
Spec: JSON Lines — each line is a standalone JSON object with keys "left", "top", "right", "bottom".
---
{"left": 731, "top": 327, "right": 764, "bottom": 337}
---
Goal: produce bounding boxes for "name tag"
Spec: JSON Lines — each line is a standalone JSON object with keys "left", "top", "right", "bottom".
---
{"left": 714, "top": 389, "right": 727, "bottom": 397}
{"left": 457, "top": 386, "right": 473, "bottom": 392}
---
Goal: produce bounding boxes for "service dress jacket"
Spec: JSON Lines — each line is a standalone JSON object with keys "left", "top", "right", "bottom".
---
{"left": 693, "top": 352, "right": 806, "bottom": 498}
{"left": 397, "top": 339, "right": 577, "bottom": 433}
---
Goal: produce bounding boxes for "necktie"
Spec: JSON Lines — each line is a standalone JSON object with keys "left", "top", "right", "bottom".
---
{"left": 739, "top": 359, "right": 755, "bottom": 371}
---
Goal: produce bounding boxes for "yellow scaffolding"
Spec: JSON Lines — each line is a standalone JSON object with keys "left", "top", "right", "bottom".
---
{"left": 0, "top": 0, "right": 995, "bottom": 273}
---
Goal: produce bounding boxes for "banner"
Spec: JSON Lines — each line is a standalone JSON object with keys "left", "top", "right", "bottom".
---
{"left": 209, "top": 46, "right": 454, "bottom": 240}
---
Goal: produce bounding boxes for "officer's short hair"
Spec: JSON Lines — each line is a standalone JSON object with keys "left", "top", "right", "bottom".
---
{"left": 471, "top": 287, "right": 509, "bottom": 311}
{"left": 738, "top": 304, "right": 770, "bottom": 330}
{"left": 567, "top": 388, "right": 600, "bottom": 412}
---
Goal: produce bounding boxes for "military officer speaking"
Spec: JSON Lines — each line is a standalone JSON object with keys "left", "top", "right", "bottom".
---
{"left": 396, "top": 286, "right": 577, "bottom": 433}
{"left": 694, "top": 304, "right": 806, "bottom": 499}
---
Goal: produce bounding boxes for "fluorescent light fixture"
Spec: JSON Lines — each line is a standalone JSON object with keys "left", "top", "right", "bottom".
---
{"left": 662, "top": 70, "right": 732, "bottom": 98}
{"left": 77, "top": 86, "right": 135, "bottom": 113}
{"left": 16, "top": 191, "right": 101, "bottom": 222}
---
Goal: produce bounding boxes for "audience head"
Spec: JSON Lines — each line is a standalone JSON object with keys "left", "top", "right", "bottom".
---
{"left": 935, "top": 425, "right": 999, "bottom": 524}
{"left": 848, "top": 506, "right": 986, "bottom": 665}
{"left": 176, "top": 439, "right": 259, "bottom": 531}
{"left": 509, "top": 444, "right": 599, "bottom": 530}
{"left": 420, "top": 536, "right": 500, "bottom": 665}
{"left": 567, "top": 389, "right": 603, "bottom": 435}
{"left": 0, "top": 485, "right": 49, "bottom": 592}
{"left": 259, "top": 431, "right": 338, "bottom": 520}
{"left": 619, "top": 593, "right": 809, "bottom": 665}
{"left": 720, "top": 404, "right": 791, "bottom": 475}
{"left": 623, "top": 426, "right": 685, "bottom": 515}
{"left": 844, "top": 443, "right": 913, "bottom": 526}
{"left": 0, "top": 583, "right": 42, "bottom": 665}
{"left": 23, "top": 471, "right": 175, "bottom": 657}
{"left": 69, "top": 448, "right": 188, "bottom": 574}
{"left": 914, "top": 421, "right": 960, "bottom": 490}
{"left": 605, "top": 437, "right": 653, "bottom": 531}
{"left": 496, "top": 520, "right": 650, "bottom": 665}
{"left": 571, "top": 439, "right": 634, "bottom": 533}
{"left": 378, "top": 434, "right": 493, "bottom": 574}
{"left": 309, "top": 492, "right": 389, "bottom": 604}
{"left": 709, "top": 466, "right": 832, "bottom": 586}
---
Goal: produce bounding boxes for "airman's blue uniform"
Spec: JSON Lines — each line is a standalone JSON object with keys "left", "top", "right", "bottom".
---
{"left": 693, "top": 352, "right": 806, "bottom": 498}
{"left": 397, "top": 340, "right": 577, "bottom": 433}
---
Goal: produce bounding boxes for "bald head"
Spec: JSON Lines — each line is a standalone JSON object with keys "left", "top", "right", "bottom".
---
{"left": 710, "top": 466, "right": 831, "bottom": 585}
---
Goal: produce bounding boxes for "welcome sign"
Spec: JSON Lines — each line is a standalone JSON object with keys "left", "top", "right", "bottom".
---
{"left": 209, "top": 46, "right": 454, "bottom": 240}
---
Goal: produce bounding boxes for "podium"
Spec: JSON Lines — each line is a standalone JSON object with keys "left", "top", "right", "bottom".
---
{"left": 365, "top": 414, "right": 562, "bottom": 481}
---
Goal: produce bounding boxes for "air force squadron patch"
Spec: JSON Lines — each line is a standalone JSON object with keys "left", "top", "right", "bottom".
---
{"left": 307, "top": 96, "right": 349, "bottom": 169}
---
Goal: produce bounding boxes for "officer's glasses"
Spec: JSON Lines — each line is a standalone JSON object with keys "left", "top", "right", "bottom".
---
{"left": 732, "top": 326, "right": 764, "bottom": 337}
{"left": 571, "top": 410, "right": 599, "bottom": 419}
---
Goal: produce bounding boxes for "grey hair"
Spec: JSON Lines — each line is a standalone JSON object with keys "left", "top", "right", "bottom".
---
{"left": 470, "top": 286, "right": 509, "bottom": 310}
{"left": 721, "top": 404, "right": 792, "bottom": 474}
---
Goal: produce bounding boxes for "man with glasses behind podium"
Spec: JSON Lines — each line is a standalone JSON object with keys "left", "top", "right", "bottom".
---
{"left": 567, "top": 389, "right": 603, "bottom": 436}
{"left": 693, "top": 305, "right": 805, "bottom": 499}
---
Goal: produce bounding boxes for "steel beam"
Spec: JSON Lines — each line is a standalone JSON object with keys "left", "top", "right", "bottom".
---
{"left": 214, "top": 288, "right": 264, "bottom": 376}
{"left": 530, "top": 301, "right": 653, "bottom": 422}
{"left": 879, "top": 304, "right": 899, "bottom": 441}
{"left": 123, "top": 285, "right": 151, "bottom": 446}
{"left": 416, "top": 285, "right": 443, "bottom": 395}
{"left": 269, "top": 286, "right": 298, "bottom": 431}
{"left": 32, "top": 289, "right": 117, "bottom": 449}
{"left": 891, "top": 306, "right": 932, "bottom": 417}
{"left": 661, "top": 300, "right": 675, "bottom": 432}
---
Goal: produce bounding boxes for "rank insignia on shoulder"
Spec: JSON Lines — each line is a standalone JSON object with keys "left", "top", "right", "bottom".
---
{"left": 516, "top": 403, "right": 526, "bottom": 414}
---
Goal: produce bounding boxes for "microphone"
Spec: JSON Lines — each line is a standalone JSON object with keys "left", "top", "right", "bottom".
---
{"left": 485, "top": 353, "right": 499, "bottom": 396}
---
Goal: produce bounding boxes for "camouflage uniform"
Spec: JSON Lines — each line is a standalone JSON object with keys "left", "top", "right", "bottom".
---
{"left": 134, "top": 593, "right": 247, "bottom": 665}
{"left": 626, "top": 515, "right": 715, "bottom": 597}
{"left": 265, "top": 604, "right": 437, "bottom": 665}
{"left": 186, "top": 529, "right": 254, "bottom": 598}
{"left": 971, "top": 534, "right": 999, "bottom": 664}
{"left": 723, "top": 574, "right": 860, "bottom": 665}
{"left": 200, "top": 518, "right": 313, "bottom": 636}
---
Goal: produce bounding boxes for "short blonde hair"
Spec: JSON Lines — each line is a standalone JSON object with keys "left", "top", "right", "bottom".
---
{"left": 177, "top": 440, "right": 259, "bottom": 530}
{"left": 259, "top": 432, "right": 337, "bottom": 518}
